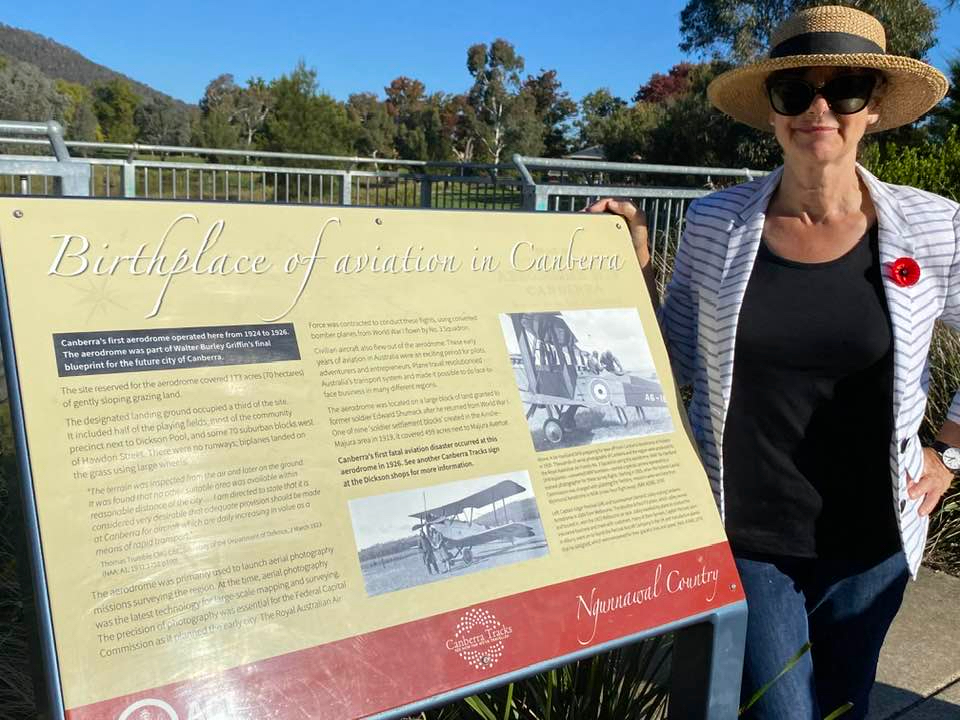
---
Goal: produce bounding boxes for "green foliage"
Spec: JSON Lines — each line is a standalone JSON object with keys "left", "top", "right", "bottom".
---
{"left": 194, "top": 73, "right": 272, "bottom": 150}
{"left": 384, "top": 78, "right": 454, "bottom": 161}
{"left": 865, "top": 126, "right": 960, "bottom": 202}
{"left": 466, "top": 39, "right": 544, "bottom": 163}
{"left": 135, "top": 95, "right": 190, "bottom": 145}
{"left": 55, "top": 79, "right": 100, "bottom": 142}
{"left": 649, "top": 62, "right": 781, "bottom": 168}
{"left": 679, "top": 0, "right": 938, "bottom": 61}
{"left": 0, "top": 56, "right": 68, "bottom": 126}
{"left": 260, "top": 62, "right": 357, "bottom": 157}
{"left": 929, "top": 56, "right": 960, "bottom": 142}
{"left": 348, "top": 92, "right": 397, "bottom": 158}
{"left": 93, "top": 78, "right": 140, "bottom": 143}
{"left": 417, "top": 634, "right": 670, "bottom": 720}
{"left": 522, "top": 69, "right": 578, "bottom": 157}
{"left": 576, "top": 89, "right": 627, "bottom": 149}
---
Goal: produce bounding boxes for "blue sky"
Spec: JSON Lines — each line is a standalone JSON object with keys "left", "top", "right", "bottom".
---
{"left": 4, "top": 1, "right": 959, "bottom": 105}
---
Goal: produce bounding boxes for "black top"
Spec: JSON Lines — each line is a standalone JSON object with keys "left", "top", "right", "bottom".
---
{"left": 723, "top": 225, "right": 901, "bottom": 562}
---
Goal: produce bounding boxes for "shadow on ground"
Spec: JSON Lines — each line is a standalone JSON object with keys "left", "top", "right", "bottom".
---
{"left": 868, "top": 682, "right": 960, "bottom": 719}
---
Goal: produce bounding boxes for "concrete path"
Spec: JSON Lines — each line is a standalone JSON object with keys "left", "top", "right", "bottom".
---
{"left": 868, "top": 568, "right": 960, "bottom": 719}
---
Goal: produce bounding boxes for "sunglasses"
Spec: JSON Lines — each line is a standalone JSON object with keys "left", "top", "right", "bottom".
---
{"left": 766, "top": 74, "right": 878, "bottom": 116}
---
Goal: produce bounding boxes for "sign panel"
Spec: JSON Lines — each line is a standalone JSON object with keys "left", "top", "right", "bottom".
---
{"left": 0, "top": 198, "right": 742, "bottom": 719}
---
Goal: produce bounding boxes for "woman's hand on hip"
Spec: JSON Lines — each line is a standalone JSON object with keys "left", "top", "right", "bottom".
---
{"left": 585, "top": 198, "right": 650, "bottom": 267}
{"left": 910, "top": 448, "right": 956, "bottom": 516}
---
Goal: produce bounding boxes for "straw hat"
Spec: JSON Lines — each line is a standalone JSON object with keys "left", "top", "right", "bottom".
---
{"left": 707, "top": 5, "right": 948, "bottom": 133}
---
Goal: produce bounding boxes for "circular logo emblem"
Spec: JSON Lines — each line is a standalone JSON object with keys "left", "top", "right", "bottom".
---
{"left": 589, "top": 378, "right": 610, "bottom": 404}
{"left": 452, "top": 608, "right": 507, "bottom": 670}
{"left": 117, "top": 699, "right": 179, "bottom": 720}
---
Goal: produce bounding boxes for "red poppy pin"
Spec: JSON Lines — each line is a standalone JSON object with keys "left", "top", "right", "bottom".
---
{"left": 889, "top": 257, "right": 921, "bottom": 288}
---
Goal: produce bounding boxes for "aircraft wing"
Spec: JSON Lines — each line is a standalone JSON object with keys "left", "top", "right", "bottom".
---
{"left": 410, "top": 479, "right": 526, "bottom": 520}
{"left": 445, "top": 522, "right": 535, "bottom": 548}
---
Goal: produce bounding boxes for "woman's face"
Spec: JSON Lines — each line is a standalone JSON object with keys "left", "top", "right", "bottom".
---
{"left": 768, "top": 66, "right": 881, "bottom": 166}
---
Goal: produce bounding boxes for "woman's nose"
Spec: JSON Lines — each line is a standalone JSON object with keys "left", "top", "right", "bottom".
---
{"left": 808, "top": 94, "right": 831, "bottom": 114}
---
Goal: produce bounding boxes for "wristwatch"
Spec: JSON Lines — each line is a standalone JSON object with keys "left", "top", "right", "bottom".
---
{"left": 931, "top": 441, "right": 960, "bottom": 475}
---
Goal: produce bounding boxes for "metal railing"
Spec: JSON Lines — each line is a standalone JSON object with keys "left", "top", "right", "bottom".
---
{"left": 0, "top": 121, "right": 524, "bottom": 209}
{"left": 512, "top": 154, "right": 768, "bottom": 294}
{"left": 0, "top": 120, "right": 771, "bottom": 293}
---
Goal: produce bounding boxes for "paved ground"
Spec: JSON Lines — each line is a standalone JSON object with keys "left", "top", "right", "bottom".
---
{"left": 867, "top": 568, "right": 960, "bottom": 719}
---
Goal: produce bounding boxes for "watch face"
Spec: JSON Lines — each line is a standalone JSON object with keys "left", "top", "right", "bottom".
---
{"left": 942, "top": 447, "right": 960, "bottom": 471}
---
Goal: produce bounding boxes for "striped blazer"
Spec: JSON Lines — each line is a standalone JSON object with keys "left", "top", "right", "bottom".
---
{"left": 660, "top": 165, "right": 960, "bottom": 576}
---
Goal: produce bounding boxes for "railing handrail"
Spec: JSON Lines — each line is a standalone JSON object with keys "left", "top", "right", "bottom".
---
{"left": 513, "top": 153, "right": 768, "bottom": 180}
{"left": 0, "top": 120, "right": 72, "bottom": 162}
{"left": 0, "top": 131, "right": 512, "bottom": 172}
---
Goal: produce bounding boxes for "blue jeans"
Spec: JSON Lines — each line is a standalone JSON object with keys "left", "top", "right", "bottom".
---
{"left": 735, "top": 551, "right": 909, "bottom": 720}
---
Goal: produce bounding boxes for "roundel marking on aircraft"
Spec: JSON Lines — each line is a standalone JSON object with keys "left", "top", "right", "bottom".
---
{"left": 589, "top": 378, "right": 610, "bottom": 404}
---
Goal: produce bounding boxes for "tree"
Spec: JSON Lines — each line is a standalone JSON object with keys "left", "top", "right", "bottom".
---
{"left": 635, "top": 63, "right": 695, "bottom": 104}
{"left": 0, "top": 58, "right": 68, "bottom": 126}
{"left": 929, "top": 55, "right": 960, "bottom": 141}
{"left": 646, "top": 62, "right": 780, "bottom": 168}
{"left": 385, "top": 77, "right": 431, "bottom": 159}
{"left": 261, "top": 61, "right": 355, "bottom": 156}
{"left": 466, "top": 39, "right": 543, "bottom": 163}
{"left": 55, "top": 79, "right": 99, "bottom": 141}
{"left": 522, "top": 69, "right": 578, "bottom": 156}
{"left": 195, "top": 74, "right": 272, "bottom": 149}
{"left": 196, "top": 74, "right": 242, "bottom": 148}
{"left": 439, "top": 93, "right": 480, "bottom": 162}
{"left": 135, "top": 96, "right": 190, "bottom": 145}
{"left": 92, "top": 78, "right": 140, "bottom": 143}
{"left": 679, "top": 0, "right": 938, "bottom": 62}
{"left": 347, "top": 92, "right": 396, "bottom": 158}
{"left": 576, "top": 89, "right": 627, "bottom": 148}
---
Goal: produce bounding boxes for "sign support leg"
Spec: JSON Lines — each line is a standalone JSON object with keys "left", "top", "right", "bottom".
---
{"left": 669, "top": 600, "right": 747, "bottom": 718}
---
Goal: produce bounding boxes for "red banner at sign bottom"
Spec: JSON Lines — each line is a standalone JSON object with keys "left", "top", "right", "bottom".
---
{"left": 68, "top": 542, "right": 742, "bottom": 720}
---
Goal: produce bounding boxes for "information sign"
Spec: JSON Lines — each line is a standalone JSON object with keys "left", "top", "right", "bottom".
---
{"left": 0, "top": 198, "right": 743, "bottom": 719}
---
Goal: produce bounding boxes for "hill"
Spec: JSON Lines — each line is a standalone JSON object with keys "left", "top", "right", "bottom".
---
{"left": 0, "top": 23, "right": 190, "bottom": 108}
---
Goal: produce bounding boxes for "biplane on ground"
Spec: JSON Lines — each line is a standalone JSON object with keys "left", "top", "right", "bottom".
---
{"left": 410, "top": 479, "right": 535, "bottom": 570}
{"left": 507, "top": 312, "right": 667, "bottom": 445}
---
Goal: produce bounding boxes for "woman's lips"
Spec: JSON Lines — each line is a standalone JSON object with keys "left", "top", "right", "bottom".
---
{"left": 794, "top": 125, "right": 838, "bottom": 133}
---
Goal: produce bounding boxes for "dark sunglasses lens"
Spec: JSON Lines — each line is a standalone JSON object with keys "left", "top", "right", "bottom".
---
{"left": 823, "top": 75, "right": 876, "bottom": 114}
{"left": 769, "top": 80, "right": 814, "bottom": 115}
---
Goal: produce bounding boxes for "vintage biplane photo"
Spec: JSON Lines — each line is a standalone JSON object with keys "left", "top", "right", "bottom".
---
{"left": 500, "top": 309, "right": 673, "bottom": 451}
{"left": 348, "top": 472, "right": 548, "bottom": 596}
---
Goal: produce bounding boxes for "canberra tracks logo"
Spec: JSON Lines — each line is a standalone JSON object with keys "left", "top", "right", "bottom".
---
{"left": 116, "top": 698, "right": 179, "bottom": 720}
{"left": 445, "top": 607, "right": 513, "bottom": 671}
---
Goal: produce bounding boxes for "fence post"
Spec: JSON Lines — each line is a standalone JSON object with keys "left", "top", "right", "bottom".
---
{"left": 419, "top": 176, "right": 433, "bottom": 209}
{"left": 340, "top": 171, "right": 352, "bottom": 206}
{"left": 123, "top": 161, "right": 137, "bottom": 198}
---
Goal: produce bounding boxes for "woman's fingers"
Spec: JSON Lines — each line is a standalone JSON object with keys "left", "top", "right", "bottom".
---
{"left": 585, "top": 198, "right": 650, "bottom": 266}
{"left": 909, "top": 448, "right": 956, "bottom": 516}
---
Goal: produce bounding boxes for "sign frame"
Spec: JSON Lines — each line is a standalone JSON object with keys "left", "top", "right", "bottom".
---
{"left": 0, "top": 194, "right": 747, "bottom": 719}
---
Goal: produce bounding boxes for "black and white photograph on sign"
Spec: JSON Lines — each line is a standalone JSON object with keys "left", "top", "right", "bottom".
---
{"left": 349, "top": 471, "right": 548, "bottom": 597}
{"left": 499, "top": 309, "right": 673, "bottom": 451}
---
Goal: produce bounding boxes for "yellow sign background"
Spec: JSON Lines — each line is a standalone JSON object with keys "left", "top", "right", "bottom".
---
{"left": 0, "top": 197, "right": 725, "bottom": 709}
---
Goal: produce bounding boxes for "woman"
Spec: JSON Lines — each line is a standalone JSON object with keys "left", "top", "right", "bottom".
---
{"left": 592, "top": 6, "right": 958, "bottom": 718}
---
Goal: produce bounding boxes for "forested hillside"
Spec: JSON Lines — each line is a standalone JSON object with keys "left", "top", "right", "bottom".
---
{"left": 0, "top": 23, "right": 185, "bottom": 107}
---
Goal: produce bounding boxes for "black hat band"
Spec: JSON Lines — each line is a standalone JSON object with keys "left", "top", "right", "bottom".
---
{"left": 770, "top": 31, "right": 885, "bottom": 59}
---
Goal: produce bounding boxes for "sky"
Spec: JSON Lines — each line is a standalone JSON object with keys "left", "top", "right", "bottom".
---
{"left": 4, "top": 1, "right": 959, "bottom": 106}
{"left": 499, "top": 309, "right": 656, "bottom": 375}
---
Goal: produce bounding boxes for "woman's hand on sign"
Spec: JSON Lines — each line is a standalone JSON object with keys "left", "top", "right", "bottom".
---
{"left": 586, "top": 198, "right": 649, "bottom": 268}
